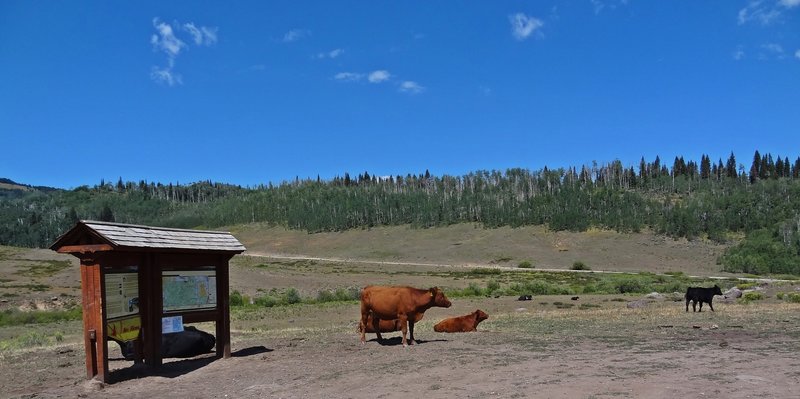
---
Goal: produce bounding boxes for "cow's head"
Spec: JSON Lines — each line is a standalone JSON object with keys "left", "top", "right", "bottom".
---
{"left": 429, "top": 287, "right": 452, "bottom": 308}
{"left": 475, "top": 309, "right": 489, "bottom": 322}
{"left": 713, "top": 285, "right": 723, "bottom": 296}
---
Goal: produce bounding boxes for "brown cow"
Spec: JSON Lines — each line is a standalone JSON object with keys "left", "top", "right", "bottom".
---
{"left": 359, "top": 286, "right": 451, "bottom": 346}
{"left": 433, "top": 309, "right": 489, "bottom": 333}
{"left": 358, "top": 312, "right": 423, "bottom": 334}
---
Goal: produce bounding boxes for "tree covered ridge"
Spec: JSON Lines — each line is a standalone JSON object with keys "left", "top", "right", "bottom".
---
{"left": 2, "top": 151, "right": 800, "bottom": 274}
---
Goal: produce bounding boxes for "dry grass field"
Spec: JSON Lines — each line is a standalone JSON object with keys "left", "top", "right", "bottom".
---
{"left": 2, "top": 224, "right": 799, "bottom": 398}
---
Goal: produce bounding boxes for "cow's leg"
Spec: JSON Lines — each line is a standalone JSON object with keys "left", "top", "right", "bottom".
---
{"left": 372, "top": 316, "right": 383, "bottom": 342}
{"left": 408, "top": 320, "right": 416, "bottom": 345}
{"left": 698, "top": 301, "right": 703, "bottom": 312}
{"left": 398, "top": 313, "right": 409, "bottom": 347}
{"left": 685, "top": 297, "right": 690, "bottom": 312}
{"left": 359, "top": 303, "right": 369, "bottom": 344}
{"left": 692, "top": 300, "right": 697, "bottom": 312}
{"left": 708, "top": 301, "right": 715, "bottom": 312}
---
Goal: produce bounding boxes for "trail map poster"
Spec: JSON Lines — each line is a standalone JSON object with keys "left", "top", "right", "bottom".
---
{"left": 105, "top": 272, "right": 139, "bottom": 320}
{"left": 162, "top": 270, "right": 217, "bottom": 312}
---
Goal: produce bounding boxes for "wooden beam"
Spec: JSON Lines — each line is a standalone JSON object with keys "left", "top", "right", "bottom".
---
{"left": 57, "top": 244, "right": 114, "bottom": 254}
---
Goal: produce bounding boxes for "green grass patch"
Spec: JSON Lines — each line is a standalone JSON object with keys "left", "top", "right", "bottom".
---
{"left": 13, "top": 259, "right": 72, "bottom": 278}
{"left": 0, "top": 331, "right": 65, "bottom": 351}
{"left": 739, "top": 291, "right": 765, "bottom": 303}
{"left": 517, "top": 260, "right": 534, "bottom": 269}
{"left": 0, "top": 283, "right": 51, "bottom": 292}
{"left": 0, "top": 308, "right": 82, "bottom": 327}
{"left": 571, "top": 261, "right": 590, "bottom": 271}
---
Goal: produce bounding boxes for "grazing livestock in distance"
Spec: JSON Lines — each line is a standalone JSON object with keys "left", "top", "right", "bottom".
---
{"left": 517, "top": 295, "right": 532, "bottom": 301}
{"left": 685, "top": 285, "right": 723, "bottom": 312}
{"left": 434, "top": 310, "right": 489, "bottom": 333}
{"left": 360, "top": 286, "right": 452, "bottom": 346}
{"left": 110, "top": 326, "right": 216, "bottom": 360}
{"left": 359, "top": 312, "right": 423, "bottom": 334}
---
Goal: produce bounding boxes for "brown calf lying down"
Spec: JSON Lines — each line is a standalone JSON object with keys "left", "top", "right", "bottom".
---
{"left": 433, "top": 309, "right": 489, "bottom": 333}
{"left": 359, "top": 313, "right": 424, "bottom": 333}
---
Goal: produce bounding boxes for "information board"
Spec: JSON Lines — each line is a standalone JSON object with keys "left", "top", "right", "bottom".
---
{"left": 162, "top": 270, "right": 217, "bottom": 312}
{"left": 104, "top": 272, "right": 139, "bottom": 320}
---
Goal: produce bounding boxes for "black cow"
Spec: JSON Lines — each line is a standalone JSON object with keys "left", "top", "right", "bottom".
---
{"left": 685, "top": 285, "right": 723, "bottom": 312}
{"left": 517, "top": 295, "right": 532, "bottom": 301}
{"left": 110, "top": 326, "right": 216, "bottom": 360}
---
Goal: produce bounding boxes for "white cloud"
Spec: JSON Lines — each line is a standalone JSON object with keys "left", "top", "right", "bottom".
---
{"left": 590, "top": 0, "right": 629, "bottom": 15}
{"left": 398, "top": 81, "right": 425, "bottom": 94}
{"left": 316, "top": 48, "right": 344, "bottom": 59}
{"left": 762, "top": 43, "right": 785, "bottom": 54}
{"left": 738, "top": 1, "right": 783, "bottom": 25}
{"left": 780, "top": 0, "right": 800, "bottom": 8}
{"left": 183, "top": 23, "right": 218, "bottom": 46}
{"left": 368, "top": 70, "right": 391, "bottom": 83}
{"left": 283, "top": 29, "right": 310, "bottom": 43}
{"left": 509, "top": 13, "right": 544, "bottom": 41}
{"left": 334, "top": 72, "right": 364, "bottom": 82}
{"left": 150, "top": 18, "right": 217, "bottom": 86}
{"left": 150, "top": 66, "right": 182, "bottom": 86}
{"left": 796, "top": 49, "right": 800, "bottom": 59}
{"left": 151, "top": 18, "right": 186, "bottom": 59}
{"left": 733, "top": 47, "right": 746, "bottom": 60}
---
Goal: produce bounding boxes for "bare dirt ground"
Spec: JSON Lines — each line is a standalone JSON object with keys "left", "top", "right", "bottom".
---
{"left": 2, "top": 298, "right": 800, "bottom": 399}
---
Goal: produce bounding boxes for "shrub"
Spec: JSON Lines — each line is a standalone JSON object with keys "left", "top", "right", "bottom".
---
{"left": 517, "top": 261, "right": 533, "bottom": 269}
{"left": 254, "top": 295, "right": 278, "bottom": 307}
{"left": 740, "top": 291, "right": 765, "bottom": 303}
{"left": 776, "top": 292, "right": 785, "bottom": 300}
{"left": 786, "top": 293, "right": 800, "bottom": 303}
{"left": 571, "top": 261, "right": 590, "bottom": 271}
{"left": 283, "top": 288, "right": 302, "bottom": 304}
{"left": 615, "top": 278, "right": 646, "bottom": 294}
{"left": 230, "top": 290, "right": 244, "bottom": 307}
{"left": 736, "top": 283, "right": 756, "bottom": 290}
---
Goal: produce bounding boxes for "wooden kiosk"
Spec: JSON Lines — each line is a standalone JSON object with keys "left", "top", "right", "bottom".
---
{"left": 50, "top": 221, "right": 246, "bottom": 383}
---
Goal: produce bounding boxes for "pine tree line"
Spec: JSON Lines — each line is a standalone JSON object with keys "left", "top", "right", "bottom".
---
{"left": 2, "top": 151, "right": 799, "bottom": 274}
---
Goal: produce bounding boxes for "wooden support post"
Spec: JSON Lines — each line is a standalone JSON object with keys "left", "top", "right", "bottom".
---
{"left": 80, "top": 259, "right": 108, "bottom": 382}
{"left": 216, "top": 256, "right": 231, "bottom": 358}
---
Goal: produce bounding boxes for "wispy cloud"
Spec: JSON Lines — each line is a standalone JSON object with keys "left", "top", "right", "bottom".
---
{"left": 150, "top": 18, "right": 217, "bottom": 86}
{"left": 796, "top": 49, "right": 800, "bottom": 59}
{"left": 150, "top": 66, "right": 182, "bottom": 86}
{"left": 368, "top": 70, "right": 391, "bottom": 83}
{"left": 738, "top": 1, "right": 783, "bottom": 25}
{"left": 335, "top": 70, "right": 424, "bottom": 95}
{"left": 508, "top": 13, "right": 544, "bottom": 41}
{"left": 151, "top": 18, "right": 186, "bottom": 60}
{"left": 316, "top": 48, "right": 344, "bottom": 59}
{"left": 590, "top": 0, "right": 630, "bottom": 15}
{"left": 733, "top": 46, "right": 746, "bottom": 60}
{"left": 398, "top": 81, "right": 425, "bottom": 94}
{"left": 780, "top": 0, "right": 800, "bottom": 8}
{"left": 761, "top": 42, "right": 787, "bottom": 59}
{"left": 282, "top": 29, "right": 310, "bottom": 43}
{"left": 183, "top": 23, "right": 218, "bottom": 46}
{"left": 334, "top": 72, "right": 364, "bottom": 82}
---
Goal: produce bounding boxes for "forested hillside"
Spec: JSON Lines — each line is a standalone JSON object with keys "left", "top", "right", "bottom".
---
{"left": 2, "top": 151, "right": 799, "bottom": 274}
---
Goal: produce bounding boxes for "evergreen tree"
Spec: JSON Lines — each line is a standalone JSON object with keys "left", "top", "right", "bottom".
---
{"left": 98, "top": 205, "right": 115, "bottom": 222}
{"left": 750, "top": 150, "right": 761, "bottom": 183}
{"left": 700, "top": 155, "right": 711, "bottom": 179}
{"left": 726, "top": 152, "right": 737, "bottom": 178}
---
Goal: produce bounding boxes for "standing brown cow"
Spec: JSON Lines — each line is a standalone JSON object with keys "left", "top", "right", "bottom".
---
{"left": 359, "top": 286, "right": 451, "bottom": 347}
{"left": 433, "top": 309, "right": 489, "bottom": 333}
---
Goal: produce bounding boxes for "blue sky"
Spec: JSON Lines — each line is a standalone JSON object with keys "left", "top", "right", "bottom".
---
{"left": 1, "top": 1, "right": 799, "bottom": 189}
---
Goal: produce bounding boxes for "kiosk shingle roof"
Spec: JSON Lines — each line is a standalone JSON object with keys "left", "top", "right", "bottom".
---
{"left": 54, "top": 220, "right": 246, "bottom": 252}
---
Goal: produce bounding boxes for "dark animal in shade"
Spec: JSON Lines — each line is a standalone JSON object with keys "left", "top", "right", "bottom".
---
{"left": 110, "top": 326, "right": 216, "bottom": 360}
{"left": 517, "top": 295, "right": 532, "bottom": 301}
{"left": 685, "top": 285, "right": 723, "bottom": 312}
